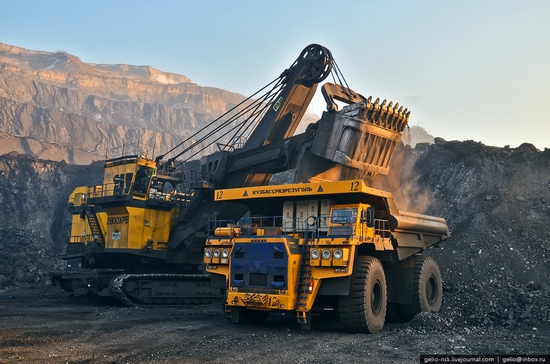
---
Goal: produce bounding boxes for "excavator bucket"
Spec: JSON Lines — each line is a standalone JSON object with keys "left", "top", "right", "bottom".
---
{"left": 308, "top": 83, "right": 410, "bottom": 179}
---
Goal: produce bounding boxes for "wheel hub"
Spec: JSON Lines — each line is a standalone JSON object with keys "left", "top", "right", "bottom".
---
{"left": 371, "top": 279, "right": 382, "bottom": 315}
{"left": 425, "top": 274, "right": 438, "bottom": 305}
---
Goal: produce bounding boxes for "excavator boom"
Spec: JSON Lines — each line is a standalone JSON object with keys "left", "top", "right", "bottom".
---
{"left": 242, "top": 44, "right": 333, "bottom": 151}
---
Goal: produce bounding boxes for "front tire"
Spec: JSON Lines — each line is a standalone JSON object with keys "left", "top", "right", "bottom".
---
{"left": 339, "top": 256, "right": 387, "bottom": 333}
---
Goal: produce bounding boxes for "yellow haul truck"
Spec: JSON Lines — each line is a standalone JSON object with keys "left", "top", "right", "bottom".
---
{"left": 205, "top": 179, "right": 449, "bottom": 333}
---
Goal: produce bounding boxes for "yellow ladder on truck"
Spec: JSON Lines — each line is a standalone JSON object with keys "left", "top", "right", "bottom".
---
{"left": 295, "top": 229, "right": 314, "bottom": 329}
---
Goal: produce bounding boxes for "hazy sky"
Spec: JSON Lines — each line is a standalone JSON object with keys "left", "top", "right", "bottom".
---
{"left": 1, "top": 0, "right": 549, "bottom": 149}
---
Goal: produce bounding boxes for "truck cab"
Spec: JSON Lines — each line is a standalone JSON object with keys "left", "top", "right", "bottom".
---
{"left": 329, "top": 203, "right": 374, "bottom": 236}
{"left": 205, "top": 179, "right": 449, "bottom": 333}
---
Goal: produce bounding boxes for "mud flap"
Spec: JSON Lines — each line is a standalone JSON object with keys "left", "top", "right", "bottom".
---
{"left": 384, "top": 261, "right": 414, "bottom": 305}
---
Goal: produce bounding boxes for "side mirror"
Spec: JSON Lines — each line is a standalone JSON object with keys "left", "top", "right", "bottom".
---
{"left": 363, "top": 207, "right": 375, "bottom": 228}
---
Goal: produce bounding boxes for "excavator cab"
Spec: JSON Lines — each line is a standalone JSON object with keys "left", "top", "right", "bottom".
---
{"left": 99, "top": 154, "right": 156, "bottom": 201}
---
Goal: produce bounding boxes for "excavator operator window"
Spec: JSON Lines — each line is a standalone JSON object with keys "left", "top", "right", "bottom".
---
{"left": 113, "top": 173, "right": 133, "bottom": 195}
{"left": 132, "top": 166, "right": 153, "bottom": 195}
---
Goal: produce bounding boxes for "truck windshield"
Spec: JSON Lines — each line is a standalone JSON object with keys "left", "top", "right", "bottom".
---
{"left": 331, "top": 208, "right": 357, "bottom": 224}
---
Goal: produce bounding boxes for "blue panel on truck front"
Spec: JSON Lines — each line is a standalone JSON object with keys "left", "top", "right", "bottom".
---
{"left": 230, "top": 243, "right": 287, "bottom": 292}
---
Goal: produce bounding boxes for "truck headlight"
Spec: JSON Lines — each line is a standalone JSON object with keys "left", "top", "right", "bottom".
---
{"left": 333, "top": 249, "right": 343, "bottom": 260}
{"left": 311, "top": 249, "right": 320, "bottom": 260}
{"left": 204, "top": 248, "right": 212, "bottom": 258}
{"left": 213, "top": 248, "right": 220, "bottom": 258}
{"left": 322, "top": 249, "right": 331, "bottom": 260}
{"left": 222, "top": 248, "right": 229, "bottom": 258}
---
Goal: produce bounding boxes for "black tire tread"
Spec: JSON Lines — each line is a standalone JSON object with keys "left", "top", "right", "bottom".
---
{"left": 339, "top": 256, "right": 386, "bottom": 334}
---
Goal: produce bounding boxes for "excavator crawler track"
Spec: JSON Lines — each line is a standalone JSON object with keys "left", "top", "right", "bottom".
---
{"left": 110, "top": 273, "right": 221, "bottom": 306}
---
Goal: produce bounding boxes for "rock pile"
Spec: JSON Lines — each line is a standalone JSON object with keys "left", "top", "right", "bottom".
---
{"left": 379, "top": 140, "right": 550, "bottom": 330}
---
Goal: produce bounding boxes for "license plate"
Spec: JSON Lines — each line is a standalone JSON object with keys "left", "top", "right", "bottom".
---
{"left": 242, "top": 293, "right": 267, "bottom": 307}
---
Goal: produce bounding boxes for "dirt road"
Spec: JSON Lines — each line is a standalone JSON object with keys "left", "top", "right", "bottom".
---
{"left": 0, "top": 288, "right": 548, "bottom": 364}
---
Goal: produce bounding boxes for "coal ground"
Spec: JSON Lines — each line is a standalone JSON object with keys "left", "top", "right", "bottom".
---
{"left": 0, "top": 286, "right": 549, "bottom": 364}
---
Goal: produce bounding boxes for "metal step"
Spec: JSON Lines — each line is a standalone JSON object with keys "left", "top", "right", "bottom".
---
{"left": 86, "top": 206, "right": 105, "bottom": 245}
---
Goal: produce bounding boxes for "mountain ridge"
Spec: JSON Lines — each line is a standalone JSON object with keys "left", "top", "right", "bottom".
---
{"left": 0, "top": 42, "right": 193, "bottom": 84}
{"left": 0, "top": 42, "right": 251, "bottom": 164}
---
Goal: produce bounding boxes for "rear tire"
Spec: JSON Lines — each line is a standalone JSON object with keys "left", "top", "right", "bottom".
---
{"left": 339, "top": 256, "right": 386, "bottom": 333}
{"left": 399, "top": 256, "right": 442, "bottom": 321}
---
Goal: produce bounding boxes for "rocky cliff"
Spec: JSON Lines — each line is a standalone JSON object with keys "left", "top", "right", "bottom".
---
{"left": 0, "top": 43, "right": 249, "bottom": 164}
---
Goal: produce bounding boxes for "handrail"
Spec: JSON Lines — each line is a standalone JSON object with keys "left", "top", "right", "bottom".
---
{"left": 206, "top": 214, "right": 391, "bottom": 241}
